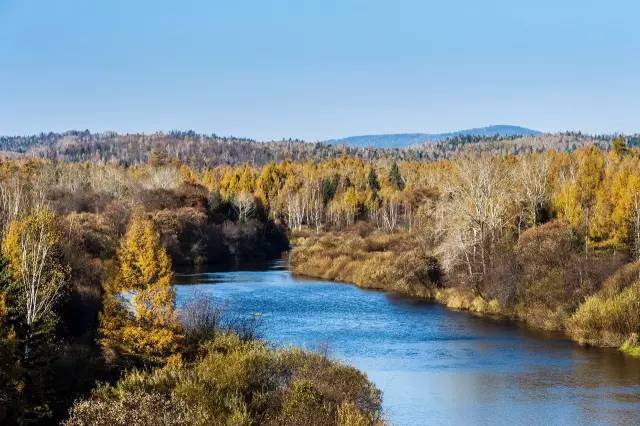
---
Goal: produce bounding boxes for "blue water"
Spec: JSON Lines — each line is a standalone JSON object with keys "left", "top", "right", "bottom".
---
{"left": 175, "top": 261, "right": 640, "bottom": 426}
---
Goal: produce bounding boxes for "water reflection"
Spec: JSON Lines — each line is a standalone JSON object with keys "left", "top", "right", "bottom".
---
{"left": 175, "top": 263, "right": 640, "bottom": 426}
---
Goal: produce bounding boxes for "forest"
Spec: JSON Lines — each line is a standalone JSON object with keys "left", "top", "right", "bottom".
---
{"left": 2, "top": 130, "right": 639, "bottom": 167}
{"left": 2, "top": 134, "right": 640, "bottom": 424}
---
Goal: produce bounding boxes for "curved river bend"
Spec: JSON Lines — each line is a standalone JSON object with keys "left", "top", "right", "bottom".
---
{"left": 175, "top": 261, "right": 640, "bottom": 426}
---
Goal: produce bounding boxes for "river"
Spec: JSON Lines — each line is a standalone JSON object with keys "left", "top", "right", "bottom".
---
{"left": 174, "top": 261, "right": 640, "bottom": 426}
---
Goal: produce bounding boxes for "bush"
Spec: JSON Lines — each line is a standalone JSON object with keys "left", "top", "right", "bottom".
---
{"left": 63, "top": 390, "right": 192, "bottom": 426}
{"left": 511, "top": 220, "right": 626, "bottom": 329}
{"left": 64, "top": 333, "right": 384, "bottom": 426}
{"left": 569, "top": 281, "right": 640, "bottom": 347}
{"left": 153, "top": 207, "right": 209, "bottom": 266}
{"left": 179, "top": 292, "right": 222, "bottom": 345}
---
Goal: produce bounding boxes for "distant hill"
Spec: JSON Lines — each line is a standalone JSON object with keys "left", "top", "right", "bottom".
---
{"left": 325, "top": 125, "right": 542, "bottom": 149}
{"left": 2, "top": 128, "right": 631, "bottom": 168}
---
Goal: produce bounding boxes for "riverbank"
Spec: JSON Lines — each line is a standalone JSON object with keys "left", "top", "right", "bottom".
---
{"left": 289, "top": 230, "right": 507, "bottom": 316}
{"left": 290, "top": 228, "right": 640, "bottom": 356}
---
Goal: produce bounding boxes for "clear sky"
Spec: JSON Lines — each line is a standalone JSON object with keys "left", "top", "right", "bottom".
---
{"left": 0, "top": 0, "right": 638, "bottom": 140}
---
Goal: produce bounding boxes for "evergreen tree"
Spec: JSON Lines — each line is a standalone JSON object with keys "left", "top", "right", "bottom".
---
{"left": 99, "top": 215, "right": 182, "bottom": 365}
{"left": 322, "top": 174, "right": 340, "bottom": 204}
{"left": 367, "top": 168, "right": 380, "bottom": 192}
{"left": 389, "top": 162, "right": 405, "bottom": 190}
{"left": 0, "top": 256, "right": 21, "bottom": 425}
{"left": 612, "top": 136, "right": 628, "bottom": 156}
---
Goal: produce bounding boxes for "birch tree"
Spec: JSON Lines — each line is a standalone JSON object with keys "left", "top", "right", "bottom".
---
{"left": 234, "top": 191, "right": 256, "bottom": 223}
{"left": 517, "top": 153, "right": 551, "bottom": 228}
{"left": 437, "top": 155, "right": 514, "bottom": 291}
{"left": 1, "top": 208, "right": 67, "bottom": 328}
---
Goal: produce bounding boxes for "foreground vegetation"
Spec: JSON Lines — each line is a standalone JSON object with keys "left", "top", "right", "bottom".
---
{"left": 64, "top": 333, "right": 382, "bottom": 426}
{"left": 3, "top": 134, "right": 640, "bottom": 424}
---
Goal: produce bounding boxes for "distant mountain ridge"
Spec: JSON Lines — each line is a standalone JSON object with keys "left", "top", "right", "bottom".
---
{"left": 325, "top": 125, "right": 542, "bottom": 149}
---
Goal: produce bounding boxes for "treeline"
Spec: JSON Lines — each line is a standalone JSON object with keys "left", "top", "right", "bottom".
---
{"left": 0, "top": 130, "right": 391, "bottom": 167}
{"left": 409, "top": 132, "right": 640, "bottom": 160}
{"left": 1, "top": 130, "right": 637, "bottom": 167}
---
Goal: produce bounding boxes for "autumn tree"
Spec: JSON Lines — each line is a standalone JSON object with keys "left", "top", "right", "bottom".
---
{"left": 600, "top": 166, "right": 640, "bottom": 258}
{"left": 1, "top": 208, "right": 67, "bottom": 331}
{"left": 437, "top": 155, "right": 514, "bottom": 293}
{"left": 99, "top": 215, "right": 182, "bottom": 365}
{"left": 149, "top": 148, "right": 170, "bottom": 167}
{"left": 0, "top": 208, "right": 67, "bottom": 423}
{"left": 553, "top": 146, "right": 604, "bottom": 251}
{"left": 256, "top": 161, "right": 289, "bottom": 213}
{"left": 612, "top": 136, "right": 628, "bottom": 156}
{"left": 517, "top": 154, "right": 551, "bottom": 228}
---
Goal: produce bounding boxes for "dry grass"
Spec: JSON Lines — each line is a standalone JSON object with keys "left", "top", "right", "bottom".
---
{"left": 290, "top": 229, "right": 437, "bottom": 297}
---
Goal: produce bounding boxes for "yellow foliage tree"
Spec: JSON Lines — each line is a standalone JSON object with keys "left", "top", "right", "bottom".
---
{"left": 99, "top": 214, "right": 182, "bottom": 364}
{"left": 179, "top": 164, "right": 199, "bottom": 185}
{"left": 1, "top": 208, "right": 67, "bottom": 328}
{"left": 612, "top": 173, "right": 640, "bottom": 259}
{"left": 553, "top": 147, "right": 604, "bottom": 250}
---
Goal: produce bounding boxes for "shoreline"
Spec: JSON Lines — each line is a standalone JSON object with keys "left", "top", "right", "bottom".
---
{"left": 288, "top": 237, "right": 639, "bottom": 357}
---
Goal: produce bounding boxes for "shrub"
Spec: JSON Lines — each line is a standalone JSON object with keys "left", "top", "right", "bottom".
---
{"left": 153, "top": 207, "right": 209, "bottom": 266}
{"left": 63, "top": 390, "right": 192, "bottom": 426}
{"left": 65, "top": 333, "right": 384, "bottom": 426}
{"left": 179, "top": 292, "right": 222, "bottom": 346}
{"left": 569, "top": 281, "right": 640, "bottom": 346}
{"left": 512, "top": 220, "right": 626, "bottom": 329}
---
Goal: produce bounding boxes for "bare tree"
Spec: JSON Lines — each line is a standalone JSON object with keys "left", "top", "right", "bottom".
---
{"left": 303, "top": 179, "right": 324, "bottom": 232}
{"left": 0, "top": 177, "right": 46, "bottom": 237}
{"left": 234, "top": 191, "right": 256, "bottom": 222}
{"left": 517, "top": 153, "right": 551, "bottom": 228}
{"left": 286, "top": 191, "right": 305, "bottom": 231}
{"left": 0, "top": 178, "right": 26, "bottom": 235}
{"left": 627, "top": 175, "right": 640, "bottom": 261}
{"left": 436, "top": 155, "right": 514, "bottom": 291}
{"left": 141, "top": 166, "right": 181, "bottom": 190}
{"left": 378, "top": 192, "right": 403, "bottom": 232}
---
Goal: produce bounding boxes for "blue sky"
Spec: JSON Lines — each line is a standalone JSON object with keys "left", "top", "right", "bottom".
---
{"left": 0, "top": 0, "right": 638, "bottom": 140}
